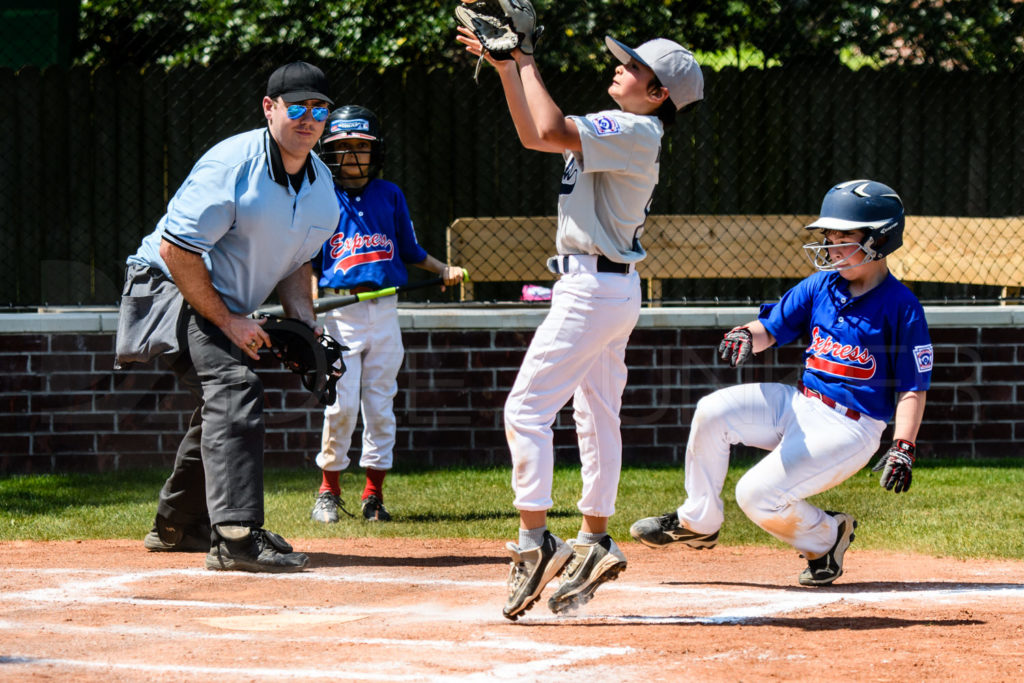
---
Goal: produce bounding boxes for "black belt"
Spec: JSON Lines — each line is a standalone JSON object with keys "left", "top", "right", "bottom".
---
{"left": 596, "top": 255, "right": 630, "bottom": 273}
{"left": 551, "top": 255, "right": 631, "bottom": 274}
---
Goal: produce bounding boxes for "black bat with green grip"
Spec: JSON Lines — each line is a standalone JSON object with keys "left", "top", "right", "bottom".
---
{"left": 257, "top": 270, "right": 470, "bottom": 318}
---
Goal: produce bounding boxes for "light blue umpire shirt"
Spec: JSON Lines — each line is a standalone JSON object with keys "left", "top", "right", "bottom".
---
{"left": 128, "top": 128, "right": 340, "bottom": 314}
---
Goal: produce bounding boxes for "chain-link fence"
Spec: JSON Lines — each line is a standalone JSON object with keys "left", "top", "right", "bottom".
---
{"left": 2, "top": 3, "right": 1022, "bottom": 307}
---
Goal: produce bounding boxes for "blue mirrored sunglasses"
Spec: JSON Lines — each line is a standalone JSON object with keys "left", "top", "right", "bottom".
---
{"left": 286, "top": 104, "right": 330, "bottom": 122}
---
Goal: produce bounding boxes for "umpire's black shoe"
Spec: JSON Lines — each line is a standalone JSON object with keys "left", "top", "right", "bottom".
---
{"left": 205, "top": 524, "right": 309, "bottom": 573}
{"left": 798, "top": 512, "right": 857, "bottom": 586}
{"left": 143, "top": 513, "right": 211, "bottom": 553}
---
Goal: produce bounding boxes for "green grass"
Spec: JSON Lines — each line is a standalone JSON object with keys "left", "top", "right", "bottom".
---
{"left": 2, "top": 460, "right": 1023, "bottom": 559}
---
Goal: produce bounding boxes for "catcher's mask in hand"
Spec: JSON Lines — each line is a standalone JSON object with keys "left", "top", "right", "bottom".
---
{"left": 259, "top": 316, "right": 347, "bottom": 406}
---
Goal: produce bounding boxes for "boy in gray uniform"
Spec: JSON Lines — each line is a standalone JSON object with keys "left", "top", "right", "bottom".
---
{"left": 456, "top": 29, "right": 704, "bottom": 618}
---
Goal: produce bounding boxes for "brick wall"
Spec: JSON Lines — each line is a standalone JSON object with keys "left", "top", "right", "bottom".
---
{"left": 0, "top": 309, "right": 1020, "bottom": 474}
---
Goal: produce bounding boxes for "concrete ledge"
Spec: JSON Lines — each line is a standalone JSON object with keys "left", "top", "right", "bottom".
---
{"left": 0, "top": 305, "right": 1021, "bottom": 334}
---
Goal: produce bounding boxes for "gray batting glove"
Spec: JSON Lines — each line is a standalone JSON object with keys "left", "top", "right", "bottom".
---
{"left": 871, "top": 439, "right": 916, "bottom": 493}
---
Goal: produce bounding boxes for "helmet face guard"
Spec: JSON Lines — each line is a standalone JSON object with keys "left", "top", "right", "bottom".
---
{"left": 318, "top": 105, "right": 385, "bottom": 184}
{"left": 803, "top": 180, "right": 905, "bottom": 272}
{"left": 321, "top": 143, "right": 377, "bottom": 183}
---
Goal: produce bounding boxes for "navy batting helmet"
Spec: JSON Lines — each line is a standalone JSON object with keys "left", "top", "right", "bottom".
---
{"left": 319, "top": 105, "right": 385, "bottom": 184}
{"left": 803, "top": 179, "right": 905, "bottom": 272}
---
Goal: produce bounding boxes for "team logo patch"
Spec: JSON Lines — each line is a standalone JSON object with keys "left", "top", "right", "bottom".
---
{"left": 913, "top": 344, "right": 934, "bottom": 373}
{"left": 331, "top": 118, "right": 370, "bottom": 134}
{"left": 587, "top": 114, "right": 621, "bottom": 136}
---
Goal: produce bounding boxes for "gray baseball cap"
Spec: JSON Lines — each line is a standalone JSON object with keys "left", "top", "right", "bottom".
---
{"left": 605, "top": 36, "right": 704, "bottom": 111}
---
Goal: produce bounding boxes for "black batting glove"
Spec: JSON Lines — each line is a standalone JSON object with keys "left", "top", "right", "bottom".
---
{"left": 871, "top": 439, "right": 916, "bottom": 493}
{"left": 718, "top": 326, "right": 753, "bottom": 367}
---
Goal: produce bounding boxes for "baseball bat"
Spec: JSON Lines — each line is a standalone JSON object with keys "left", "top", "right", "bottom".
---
{"left": 257, "top": 270, "right": 470, "bottom": 318}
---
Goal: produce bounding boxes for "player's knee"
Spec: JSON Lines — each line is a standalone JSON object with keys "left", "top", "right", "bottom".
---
{"left": 696, "top": 389, "right": 729, "bottom": 421}
{"left": 734, "top": 473, "right": 781, "bottom": 523}
{"left": 503, "top": 395, "right": 526, "bottom": 430}
{"left": 692, "top": 392, "right": 730, "bottom": 429}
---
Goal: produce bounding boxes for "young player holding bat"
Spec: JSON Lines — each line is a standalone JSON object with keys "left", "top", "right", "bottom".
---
{"left": 308, "top": 105, "right": 465, "bottom": 524}
{"left": 456, "top": 2, "right": 704, "bottom": 619}
{"left": 631, "top": 180, "right": 932, "bottom": 587}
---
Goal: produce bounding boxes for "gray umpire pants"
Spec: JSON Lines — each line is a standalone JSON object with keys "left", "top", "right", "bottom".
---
{"left": 156, "top": 305, "right": 266, "bottom": 529}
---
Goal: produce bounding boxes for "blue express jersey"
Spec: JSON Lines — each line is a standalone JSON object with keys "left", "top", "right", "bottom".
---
{"left": 313, "top": 179, "right": 428, "bottom": 290}
{"left": 758, "top": 271, "right": 933, "bottom": 422}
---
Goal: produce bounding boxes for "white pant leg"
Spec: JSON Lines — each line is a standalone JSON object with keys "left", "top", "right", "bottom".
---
{"left": 734, "top": 390, "right": 885, "bottom": 555}
{"left": 573, "top": 324, "right": 633, "bottom": 517}
{"left": 316, "top": 306, "right": 366, "bottom": 472}
{"left": 505, "top": 271, "right": 641, "bottom": 513}
{"left": 678, "top": 383, "right": 790, "bottom": 534}
{"left": 357, "top": 297, "right": 403, "bottom": 471}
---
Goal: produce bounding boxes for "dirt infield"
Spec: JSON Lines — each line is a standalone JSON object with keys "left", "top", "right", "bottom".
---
{"left": 2, "top": 537, "right": 1023, "bottom": 682}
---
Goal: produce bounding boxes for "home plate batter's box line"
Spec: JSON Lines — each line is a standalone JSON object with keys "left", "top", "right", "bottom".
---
{"left": 0, "top": 654, "right": 632, "bottom": 682}
{"left": 0, "top": 621, "right": 632, "bottom": 682}
{"left": 0, "top": 619, "right": 626, "bottom": 657}
{"left": 3, "top": 568, "right": 1023, "bottom": 622}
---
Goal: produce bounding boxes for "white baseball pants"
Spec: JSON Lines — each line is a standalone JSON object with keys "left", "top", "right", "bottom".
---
{"left": 316, "top": 296, "right": 403, "bottom": 472}
{"left": 504, "top": 265, "right": 642, "bottom": 517}
{"left": 677, "top": 382, "right": 886, "bottom": 556}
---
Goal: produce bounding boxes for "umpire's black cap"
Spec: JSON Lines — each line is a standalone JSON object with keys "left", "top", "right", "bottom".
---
{"left": 267, "top": 61, "right": 333, "bottom": 105}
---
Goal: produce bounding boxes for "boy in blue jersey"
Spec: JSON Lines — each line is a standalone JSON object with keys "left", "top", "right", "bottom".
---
{"left": 631, "top": 180, "right": 932, "bottom": 587}
{"left": 309, "top": 105, "right": 466, "bottom": 524}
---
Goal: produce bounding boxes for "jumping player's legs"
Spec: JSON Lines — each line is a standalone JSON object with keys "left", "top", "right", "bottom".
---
{"left": 734, "top": 391, "right": 885, "bottom": 556}
{"left": 504, "top": 271, "right": 640, "bottom": 516}
{"left": 573, "top": 313, "right": 635, "bottom": 520}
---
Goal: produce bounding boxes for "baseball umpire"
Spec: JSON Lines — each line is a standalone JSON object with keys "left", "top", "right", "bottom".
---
{"left": 631, "top": 180, "right": 932, "bottom": 586}
{"left": 115, "top": 61, "right": 340, "bottom": 572}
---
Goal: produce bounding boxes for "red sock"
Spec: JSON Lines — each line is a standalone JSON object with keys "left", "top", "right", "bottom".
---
{"left": 362, "top": 468, "right": 386, "bottom": 501}
{"left": 319, "top": 470, "right": 340, "bottom": 496}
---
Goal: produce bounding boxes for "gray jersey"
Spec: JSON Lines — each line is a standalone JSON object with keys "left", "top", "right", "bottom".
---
{"left": 556, "top": 110, "right": 663, "bottom": 263}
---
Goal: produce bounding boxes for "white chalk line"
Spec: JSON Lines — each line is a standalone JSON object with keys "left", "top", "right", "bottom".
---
{"left": 3, "top": 566, "right": 1022, "bottom": 679}
{"left": 0, "top": 567, "right": 632, "bottom": 681}
{"left": 4, "top": 567, "right": 1023, "bottom": 619}
{"left": 0, "top": 621, "right": 630, "bottom": 682}
{"left": 0, "top": 654, "right": 593, "bottom": 682}
{"left": 0, "top": 619, "right": 623, "bottom": 656}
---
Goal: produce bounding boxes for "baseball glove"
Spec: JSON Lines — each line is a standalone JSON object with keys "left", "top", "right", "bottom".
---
{"left": 455, "top": 0, "right": 543, "bottom": 80}
{"left": 260, "top": 316, "right": 346, "bottom": 406}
